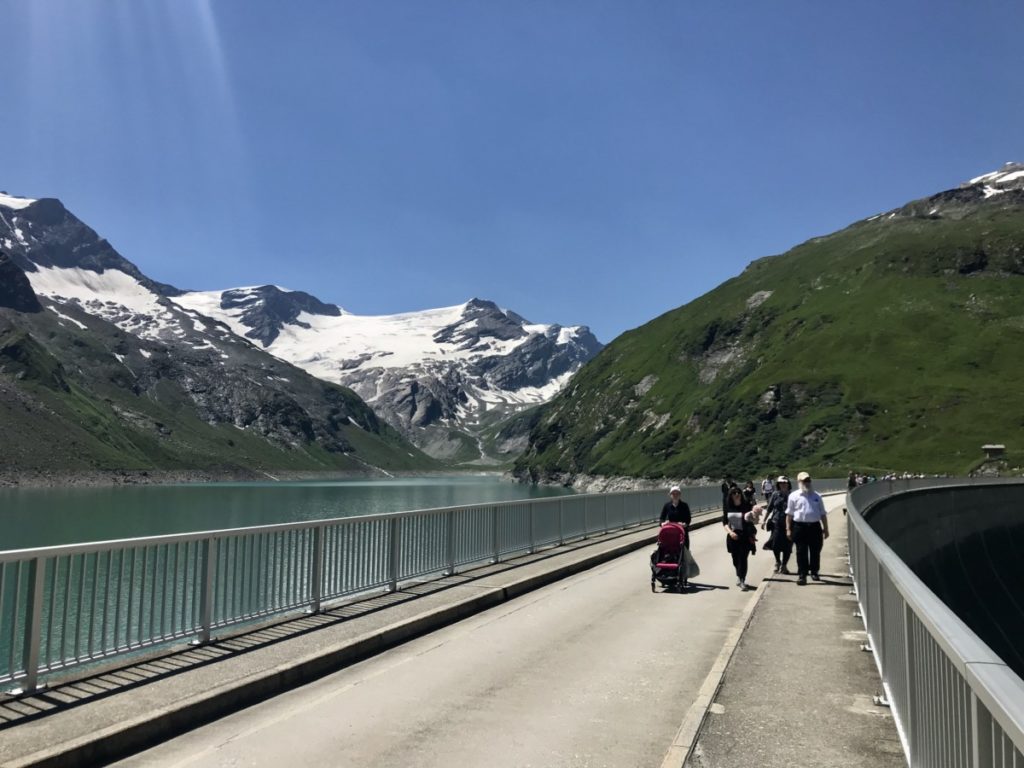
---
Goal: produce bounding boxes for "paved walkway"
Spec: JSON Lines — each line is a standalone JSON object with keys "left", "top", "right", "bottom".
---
{"left": 685, "top": 499, "right": 906, "bottom": 767}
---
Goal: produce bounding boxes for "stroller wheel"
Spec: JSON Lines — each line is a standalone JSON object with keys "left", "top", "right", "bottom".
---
{"left": 651, "top": 579, "right": 656, "bottom": 592}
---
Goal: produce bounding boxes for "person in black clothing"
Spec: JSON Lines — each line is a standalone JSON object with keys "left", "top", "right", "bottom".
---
{"left": 723, "top": 486, "right": 754, "bottom": 590}
{"left": 763, "top": 475, "right": 794, "bottom": 574}
{"left": 660, "top": 486, "right": 692, "bottom": 548}
{"left": 742, "top": 480, "right": 757, "bottom": 507}
{"left": 721, "top": 479, "right": 737, "bottom": 511}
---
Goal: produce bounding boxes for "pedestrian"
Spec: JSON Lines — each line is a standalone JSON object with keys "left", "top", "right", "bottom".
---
{"left": 720, "top": 478, "right": 733, "bottom": 510}
{"left": 847, "top": 470, "right": 857, "bottom": 493}
{"left": 761, "top": 475, "right": 774, "bottom": 501}
{"left": 723, "top": 485, "right": 754, "bottom": 590}
{"left": 764, "top": 475, "right": 793, "bottom": 574}
{"left": 785, "top": 471, "right": 829, "bottom": 586}
{"left": 659, "top": 485, "right": 692, "bottom": 548}
{"left": 742, "top": 480, "right": 757, "bottom": 507}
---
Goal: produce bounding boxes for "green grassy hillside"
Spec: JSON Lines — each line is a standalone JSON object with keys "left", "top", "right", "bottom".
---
{"left": 515, "top": 185, "right": 1024, "bottom": 481}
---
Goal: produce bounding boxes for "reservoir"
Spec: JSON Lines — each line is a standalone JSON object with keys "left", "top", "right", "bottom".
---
{"left": 0, "top": 475, "right": 575, "bottom": 551}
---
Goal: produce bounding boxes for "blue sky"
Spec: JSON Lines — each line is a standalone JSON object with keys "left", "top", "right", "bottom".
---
{"left": 3, "top": 1, "right": 1023, "bottom": 342}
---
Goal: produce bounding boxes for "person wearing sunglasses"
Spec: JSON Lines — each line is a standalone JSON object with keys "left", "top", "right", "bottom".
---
{"left": 723, "top": 485, "right": 754, "bottom": 590}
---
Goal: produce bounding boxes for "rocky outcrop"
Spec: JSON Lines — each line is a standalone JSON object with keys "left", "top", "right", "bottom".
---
{"left": 0, "top": 252, "right": 42, "bottom": 313}
{"left": 220, "top": 285, "right": 341, "bottom": 346}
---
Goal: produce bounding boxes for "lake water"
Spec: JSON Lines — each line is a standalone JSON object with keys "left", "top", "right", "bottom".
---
{"left": 0, "top": 475, "right": 575, "bottom": 551}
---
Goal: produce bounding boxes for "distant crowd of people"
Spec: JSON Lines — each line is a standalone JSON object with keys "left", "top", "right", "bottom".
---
{"left": 847, "top": 470, "right": 945, "bottom": 486}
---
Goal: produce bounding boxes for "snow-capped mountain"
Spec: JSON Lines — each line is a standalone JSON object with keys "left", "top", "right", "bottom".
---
{"left": 965, "top": 162, "right": 1024, "bottom": 196}
{"left": 0, "top": 193, "right": 430, "bottom": 471}
{"left": 172, "top": 288, "right": 603, "bottom": 459}
{"left": 0, "top": 191, "right": 602, "bottom": 462}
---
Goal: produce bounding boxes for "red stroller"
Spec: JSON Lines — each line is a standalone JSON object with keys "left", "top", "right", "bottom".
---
{"left": 651, "top": 522, "right": 688, "bottom": 592}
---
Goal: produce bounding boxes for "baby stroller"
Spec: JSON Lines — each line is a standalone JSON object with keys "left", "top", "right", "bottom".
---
{"left": 651, "top": 522, "right": 688, "bottom": 592}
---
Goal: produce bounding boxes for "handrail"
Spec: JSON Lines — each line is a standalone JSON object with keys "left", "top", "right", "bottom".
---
{"left": 0, "top": 485, "right": 674, "bottom": 693}
{"left": 847, "top": 478, "right": 1024, "bottom": 766}
{"left": 0, "top": 478, "right": 845, "bottom": 694}
{"left": 0, "top": 485, "right": 712, "bottom": 563}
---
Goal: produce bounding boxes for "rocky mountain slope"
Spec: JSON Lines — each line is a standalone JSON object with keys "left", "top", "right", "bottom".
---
{"left": 173, "top": 288, "right": 602, "bottom": 461}
{"left": 0, "top": 193, "right": 436, "bottom": 475}
{"left": 514, "top": 163, "right": 1024, "bottom": 483}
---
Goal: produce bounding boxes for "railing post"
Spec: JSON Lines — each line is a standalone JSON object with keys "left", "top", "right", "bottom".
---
{"left": 310, "top": 526, "right": 324, "bottom": 614}
{"left": 197, "top": 538, "right": 216, "bottom": 644}
{"left": 446, "top": 509, "right": 455, "bottom": 575}
{"left": 389, "top": 517, "right": 400, "bottom": 593}
{"left": 903, "top": 599, "right": 915, "bottom": 757}
{"left": 558, "top": 499, "right": 564, "bottom": 546}
{"left": 528, "top": 502, "right": 536, "bottom": 554}
{"left": 970, "top": 692, "right": 991, "bottom": 768}
{"left": 21, "top": 557, "right": 46, "bottom": 693}
{"left": 492, "top": 506, "right": 500, "bottom": 563}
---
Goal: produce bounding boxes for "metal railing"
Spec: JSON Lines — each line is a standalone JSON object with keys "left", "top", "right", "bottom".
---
{"left": 847, "top": 478, "right": 1024, "bottom": 766}
{"left": 2, "top": 484, "right": 733, "bottom": 694}
{"left": 0, "top": 478, "right": 845, "bottom": 694}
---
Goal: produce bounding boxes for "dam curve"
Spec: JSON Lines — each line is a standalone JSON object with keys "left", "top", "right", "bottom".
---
{"left": 863, "top": 482, "right": 1024, "bottom": 679}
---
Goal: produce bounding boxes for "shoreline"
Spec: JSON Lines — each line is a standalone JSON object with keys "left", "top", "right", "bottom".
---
{"left": 0, "top": 467, "right": 505, "bottom": 490}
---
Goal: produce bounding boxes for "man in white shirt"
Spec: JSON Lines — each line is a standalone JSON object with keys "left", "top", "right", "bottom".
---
{"left": 785, "top": 471, "right": 829, "bottom": 586}
{"left": 760, "top": 476, "right": 774, "bottom": 501}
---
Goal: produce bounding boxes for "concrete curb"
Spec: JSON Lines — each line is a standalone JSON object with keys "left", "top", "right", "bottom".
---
{"left": 659, "top": 577, "right": 769, "bottom": 768}
{"left": 10, "top": 511, "right": 723, "bottom": 768}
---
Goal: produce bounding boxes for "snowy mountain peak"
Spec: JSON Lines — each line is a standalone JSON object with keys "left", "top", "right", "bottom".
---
{"left": 171, "top": 286, "right": 602, "bottom": 456}
{"left": 0, "top": 192, "right": 38, "bottom": 211}
{"left": 434, "top": 298, "right": 529, "bottom": 348}
{"left": 964, "top": 162, "right": 1024, "bottom": 197}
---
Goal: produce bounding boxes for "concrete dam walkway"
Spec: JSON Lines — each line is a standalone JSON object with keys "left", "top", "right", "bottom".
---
{"left": 3, "top": 495, "right": 904, "bottom": 767}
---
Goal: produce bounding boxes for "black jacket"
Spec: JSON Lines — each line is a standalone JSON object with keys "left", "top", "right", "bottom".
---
{"left": 722, "top": 495, "right": 753, "bottom": 531}
{"left": 765, "top": 490, "right": 788, "bottom": 530}
{"left": 660, "top": 500, "right": 692, "bottom": 525}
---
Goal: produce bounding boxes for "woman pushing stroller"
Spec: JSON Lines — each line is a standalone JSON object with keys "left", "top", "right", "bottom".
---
{"left": 651, "top": 486, "right": 694, "bottom": 592}
{"left": 660, "top": 485, "right": 691, "bottom": 545}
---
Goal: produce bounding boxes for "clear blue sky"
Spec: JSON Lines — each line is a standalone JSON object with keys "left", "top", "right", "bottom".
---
{"left": 3, "top": 1, "right": 1022, "bottom": 342}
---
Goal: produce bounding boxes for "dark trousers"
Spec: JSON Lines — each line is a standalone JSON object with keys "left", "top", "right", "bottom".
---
{"left": 726, "top": 535, "right": 749, "bottom": 581}
{"left": 792, "top": 521, "right": 823, "bottom": 576}
{"left": 771, "top": 535, "right": 793, "bottom": 567}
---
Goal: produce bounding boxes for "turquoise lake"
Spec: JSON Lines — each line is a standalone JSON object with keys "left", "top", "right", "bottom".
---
{"left": 1, "top": 475, "right": 576, "bottom": 550}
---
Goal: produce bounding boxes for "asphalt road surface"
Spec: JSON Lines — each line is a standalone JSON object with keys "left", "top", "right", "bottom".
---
{"left": 116, "top": 511, "right": 786, "bottom": 768}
